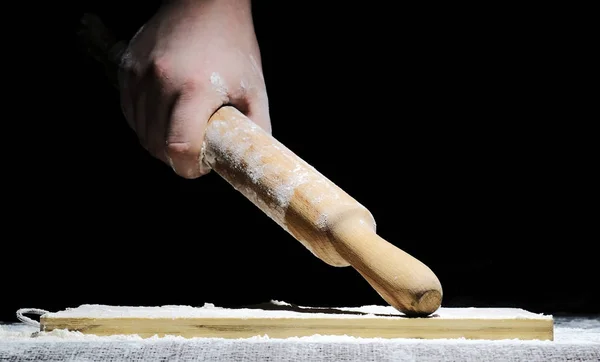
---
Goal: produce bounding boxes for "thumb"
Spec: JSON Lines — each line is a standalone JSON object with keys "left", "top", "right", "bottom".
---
{"left": 165, "top": 93, "right": 223, "bottom": 179}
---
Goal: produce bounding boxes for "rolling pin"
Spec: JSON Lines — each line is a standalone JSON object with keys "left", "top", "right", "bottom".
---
{"left": 205, "top": 106, "right": 442, "bottom": 315}
{"left": 78, "top": 14, "right": 443, "bottom": 316}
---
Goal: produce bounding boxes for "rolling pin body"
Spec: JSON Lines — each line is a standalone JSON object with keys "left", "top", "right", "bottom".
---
{"left": 204, "top": 106, "right": 442, "bottom": 316}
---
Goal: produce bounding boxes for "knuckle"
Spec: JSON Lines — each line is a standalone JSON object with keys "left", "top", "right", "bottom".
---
{"left": 119, "top": 50, "right": 144, "bottom": 79}
{"left": 179, "top": 74, "right": 209, "bottom": 96}
{"left": 179, "top": 80, "right": 199, "bottom": 96}
{"left": 149, "top": 57, "right": 171, "bottom": 80}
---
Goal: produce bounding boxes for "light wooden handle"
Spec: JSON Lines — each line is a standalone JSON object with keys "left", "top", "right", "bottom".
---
{"left": 204, "top": 106, "right": 442, "bottom": 316}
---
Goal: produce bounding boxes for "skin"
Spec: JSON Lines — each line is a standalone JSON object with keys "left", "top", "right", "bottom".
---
{"left": 119, "top": 0, "right": 270, "bottom": 178}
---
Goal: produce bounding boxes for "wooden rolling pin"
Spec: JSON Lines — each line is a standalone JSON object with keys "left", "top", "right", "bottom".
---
{"left": 78, "top": 14, "right": 443, "bottom": 316}
{"left": 205, "top": 106, "right": 442, "bottom": 315}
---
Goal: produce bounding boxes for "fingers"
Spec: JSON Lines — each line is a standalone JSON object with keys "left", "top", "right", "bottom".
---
{"left": 166, "top": 88, "right": 223, "bottom": 179}
{"left": 121, "top": 61, "right": 223, "bottom": 178}
{"left": 143, "top": 77, "right": 177, "bottom": 165}
{"left": 133, "top": 76, "right": 151, "bottom": 146}
{"left": 243, "top": 91, "right": 271, "bottom": 134}
{"left": 120, "top": 60, "right": 178, "bottom": 165}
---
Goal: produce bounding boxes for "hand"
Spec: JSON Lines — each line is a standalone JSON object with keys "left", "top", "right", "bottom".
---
{"left": 119, "top": 0, "right": 270, "bottom": 178}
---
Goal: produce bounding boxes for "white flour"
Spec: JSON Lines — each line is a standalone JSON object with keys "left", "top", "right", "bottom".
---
{"left": 42, "top": 300, "right": 551, "bottom": 320}
{"left": 210, "top": 71, "right": 228, "bottom": 97}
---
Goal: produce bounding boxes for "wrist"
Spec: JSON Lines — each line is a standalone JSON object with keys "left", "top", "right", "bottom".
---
{"left": 162, "top": 0, "right": 251, "bottom": 8}
{"left": 162, "top": 0, "right": 252, "bottom": 20}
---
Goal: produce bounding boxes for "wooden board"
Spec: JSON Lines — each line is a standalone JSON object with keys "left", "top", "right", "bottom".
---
{"left": 39, "top": 302, "right": 554, "bottom": 341}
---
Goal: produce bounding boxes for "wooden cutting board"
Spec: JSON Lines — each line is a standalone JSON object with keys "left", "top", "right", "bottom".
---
{"left": 39, "top": 302, "right": 553, "bottom": 340}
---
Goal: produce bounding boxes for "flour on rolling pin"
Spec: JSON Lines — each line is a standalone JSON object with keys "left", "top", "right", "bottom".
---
{"left": 203, "top": 108, "right": 375, "bottom": 264}
{"left": 203, "top": 118, "right": 353, "bottom": 221}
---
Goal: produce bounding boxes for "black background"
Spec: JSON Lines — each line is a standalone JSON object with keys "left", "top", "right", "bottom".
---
{"left": 1, "top": 2, "right": 596, "bottom": 323}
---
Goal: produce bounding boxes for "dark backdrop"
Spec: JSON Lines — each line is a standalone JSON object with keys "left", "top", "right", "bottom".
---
{"left": 1, "top": 2, "right": 595, "bottom": 322}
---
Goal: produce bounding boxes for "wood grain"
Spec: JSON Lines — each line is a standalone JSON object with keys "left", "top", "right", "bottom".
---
{"left": 40, "top": 306, "right": 554, "bottom": 341}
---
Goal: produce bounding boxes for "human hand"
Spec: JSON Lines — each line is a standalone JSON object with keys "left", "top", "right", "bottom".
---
{"left": 119, "top": 0, "right": 270, "bottom": 178}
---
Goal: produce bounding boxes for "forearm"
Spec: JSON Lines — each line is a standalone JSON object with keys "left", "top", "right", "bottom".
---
{"left": 156, "top": 0, "right": 256, "bottom": 45}
{"left": 159, "top": 0, "right": 253, "bottom": 27}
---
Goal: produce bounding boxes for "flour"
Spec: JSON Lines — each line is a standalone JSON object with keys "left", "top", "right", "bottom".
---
{"left": 0, "top": 325, "right": 560, "bottom": 344}
{"left": 270, "top": 163, "right": 310, "bottom": 208}
{"left": 210, "top": 72, "right": 228, "bottom": 97}
{"left": 3, "top": 321, "right": 599, "bottom": 362}
{"left": 42, "top": 302, "right": 551, "bottom": 321}
{"left": 204, "top": 114, "right": 313, "bottom": 222}
{"left": 0, "top": 325, "right": 563, "bottom": 344}
{"left": 6, "top": 316, "right": 599, "bottom": 345}
{"left": 270, "top": 300, "right": 291, "bottom": 306}
{"left": 3, "top": 301, "right": 581, "bottom": 348}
